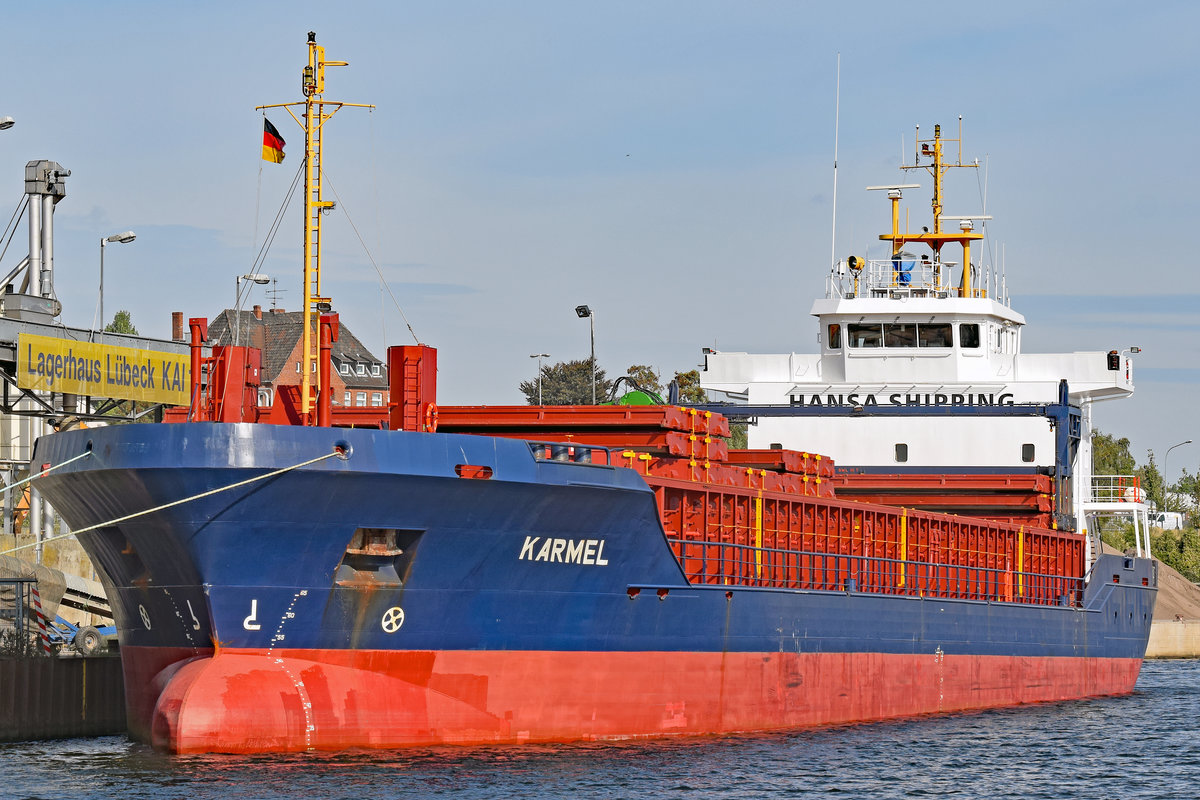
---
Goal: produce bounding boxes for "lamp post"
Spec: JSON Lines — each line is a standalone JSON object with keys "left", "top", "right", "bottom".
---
{"left": 574, "top": 305, "right": 595, "bottom": 404}
{"left": 234, "top": 273, "right": 271, "bottom": 346}
{"left": 529, "top": 353, "right": 550, "bottom": 405}
{"left": 1165, "top": 439, "right": 1193, "bottom": 482}
{"left": 99, "top": 231, "right": 136, "bottom": 332}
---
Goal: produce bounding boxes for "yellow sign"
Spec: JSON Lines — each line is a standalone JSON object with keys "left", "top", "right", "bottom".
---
{"left": 17, "top": 333, "right": 190, "bottom": 406}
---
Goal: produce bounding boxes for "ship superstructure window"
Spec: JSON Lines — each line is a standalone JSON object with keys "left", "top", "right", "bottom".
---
{"left": 1022, "top": 443, "right": 1035, "bottom": 463}
{"left": 894, "top": 443, "right": 909, "bottom": 462}
{"left": 828, "top": 324, "right": 841, "bottom": 349}
{"left": 884, "top": 323, "right": 917, "bottom": 347}
{"left": 849, "top": 322, "right": 954, "bottom": 348}
{"left": 848, "top": 323, "right": 883, "bottom": 347}
{"left": 917, "top": 323, "right": 952, "bottom": 347}
{"left": 959, "top": 324, "right": 980, "bottom": 348}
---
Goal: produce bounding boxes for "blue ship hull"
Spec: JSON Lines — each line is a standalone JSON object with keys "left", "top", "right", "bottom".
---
{"left": 31, "top": 423, "right": 1156, "bottom": 752}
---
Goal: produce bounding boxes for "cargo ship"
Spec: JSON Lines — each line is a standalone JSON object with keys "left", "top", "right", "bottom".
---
{"left": 29, "top": 36, "right": 1156, "bottom": 753}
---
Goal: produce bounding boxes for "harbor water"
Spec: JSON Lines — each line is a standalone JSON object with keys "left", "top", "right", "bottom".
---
{"left": 5, "top": 659, "right": 1197, "bottom": 800}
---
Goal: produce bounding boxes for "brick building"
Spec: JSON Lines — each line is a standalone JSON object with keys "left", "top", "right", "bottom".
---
{"left": 206, "top": 305, "right": 389, "bottom": 411}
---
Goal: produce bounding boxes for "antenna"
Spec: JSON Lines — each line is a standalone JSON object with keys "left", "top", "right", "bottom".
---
{"left": 829, "top": 53, "right": 841, "bottom": 272}
{"left": 267, "top": 277, "right": 287, "bottom": 310}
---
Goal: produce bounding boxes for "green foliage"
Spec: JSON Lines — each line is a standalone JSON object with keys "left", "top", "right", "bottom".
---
{"left": 518, "top": 362, "right": 712, "bottom": 407}
{"left": 728, "top": 422, "right": 748, "bottom": 450}
{"left": 624, "top": 365, "right": 663, "bottom": 395}
{"left": 672, "top": 369, "right": 707, "bottom": 404}
{"left": 1152, "top": 527, "right": 1200, "bottom": 581}
{"left": 519, "top": 359, "right": 612, "bottom": 405}
{"left": 96, "top": 311, "right": 155, "bottom": 424}
{"left": 1136, "top": 452, "right": 1166, "bottom": 512}
{"left": 1099, "top": 523, "right": 1136, "bottom": 554}
{"left": 1174, "top": 467, "right": 1200, "bottom": 519}
{"left": 104, "top": 309, "right": 138, "bottom": 335}
{"left": 1092, "top": 429, "right": 1135, "bottom": 475}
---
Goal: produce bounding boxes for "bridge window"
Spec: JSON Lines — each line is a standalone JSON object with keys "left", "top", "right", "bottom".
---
{"left": 848, "top": 323, "right": 883, "bottom": 348}
{"left": 884, "top": 323, "right": 917, "bottom": 347}
{"left": 827, "top": 324, "right": 841, "bottom": 349}
{"left": 959, "top": 324, "right": 980, "bottom": 348}
{"left": 1022, "top": 443, "right": 1035, "bottom": 463}
{"left": 894, "top": 443, "right": 909, "bottom": 462}
{"left": 918, "top": 323, "right": 952, "bottom": 347}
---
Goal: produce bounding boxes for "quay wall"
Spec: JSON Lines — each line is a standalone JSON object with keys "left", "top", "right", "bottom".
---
{"left": 0, "top": 655, "right": 126, "bottom": 741}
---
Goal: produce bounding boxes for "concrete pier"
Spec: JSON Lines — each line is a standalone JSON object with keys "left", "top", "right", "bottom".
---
{"left": 1146, "top": 620, "right": 1200, "bottom": 659}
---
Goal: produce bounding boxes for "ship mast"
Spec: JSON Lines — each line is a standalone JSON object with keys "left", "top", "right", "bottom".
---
{"left": 257, "top": 32, "right": 374, "bottom": 421}
{"left": 883, "top": 119, "right": 987, "bottom": 297}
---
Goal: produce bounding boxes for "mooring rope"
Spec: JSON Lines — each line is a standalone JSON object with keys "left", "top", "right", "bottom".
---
{"left": 1, "top": 449, "right": 343, "bottom": 556}
{"left": 0, "top": 450, "right": 93, "bottom": 498}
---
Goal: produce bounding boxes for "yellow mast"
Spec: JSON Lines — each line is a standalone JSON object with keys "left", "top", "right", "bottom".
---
{"left": 257, "top": 31, "right": 374, "bottom": 421}
{"left": 880, "top": 119, "right": 985, "bottom": 297}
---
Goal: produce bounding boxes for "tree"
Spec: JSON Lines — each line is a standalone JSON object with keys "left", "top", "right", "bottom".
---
{"left": 1137, "top": 451, "right": 1166, "bottom": 511}
{"left": 105, "top": 310, "right": 138, "bottom": 335}
{"left": 1175, "top": 468, "right": 1200, "bottom": 522}
{"left": 672, "top": 370, "right": 707, "bottom": 404}
{"left": 100, "top": 310, "right": 152, "bottom": 423}
{"left": 624, "top": 365, "right": 663, "bottom": 395}
{"left": 519, "top": 359, "right": 612, "bottom": 405}
{"left": 1092, "top": 429, "right": 1135, "bottom": 475}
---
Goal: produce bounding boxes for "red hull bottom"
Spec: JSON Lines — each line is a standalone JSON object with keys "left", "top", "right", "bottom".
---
{"left": 122, "top": 646, "right": 1143, "bottom": 753}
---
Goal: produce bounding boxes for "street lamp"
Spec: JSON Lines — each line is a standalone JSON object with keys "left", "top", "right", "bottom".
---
{"left": 529, "top": 353, "right": 550, "bottom": 405}
{"left": 98, "top": 231, "right": 136, "bottom": 332}
{"left": 1165, "top": 439, "right": 1193, "bottom": 482}
{"left": 234, "top": 273, "right": 271, "bottom": 346}
{"left": 575, "top": 305, "right": 595, "bottom": 404}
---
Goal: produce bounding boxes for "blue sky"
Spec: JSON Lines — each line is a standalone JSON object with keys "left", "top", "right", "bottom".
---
{"left": 2, "top": 1, "right": 1197, "bottom": 474}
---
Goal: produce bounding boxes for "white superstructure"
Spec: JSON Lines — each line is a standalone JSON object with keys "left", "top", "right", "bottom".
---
{"left": 700, "top": 122, "right": 1135, "bottom": 536}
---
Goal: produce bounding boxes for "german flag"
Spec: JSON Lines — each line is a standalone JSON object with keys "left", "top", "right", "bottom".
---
{"left": 262, "top": 118, "right": 286, "bottom": 163}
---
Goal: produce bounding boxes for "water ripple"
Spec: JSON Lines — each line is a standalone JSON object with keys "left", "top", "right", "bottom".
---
{"left": 4, "top": 660, "right": 1198, "bottom": 799}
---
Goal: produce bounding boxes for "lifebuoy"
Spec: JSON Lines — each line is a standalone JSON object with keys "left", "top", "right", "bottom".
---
{"left": 424, "top": 402, "right": 439, "bottom": 433}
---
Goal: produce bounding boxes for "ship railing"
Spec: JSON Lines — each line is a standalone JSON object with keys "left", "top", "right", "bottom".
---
{"left": 527, "top": 441, "right": 613, "bottom": 466}
{"left": 666, "top": 538, "right": 1082, "bottom": 607}
{"left": 826, "top": 257, "right": 1009, "bottom": 304}
{"left": 1086, "top": 474, "right": 1145, "bottom": 504}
